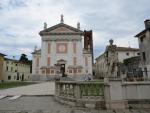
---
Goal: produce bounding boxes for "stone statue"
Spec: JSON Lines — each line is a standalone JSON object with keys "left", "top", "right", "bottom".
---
{"left": 105, "top": 39, "right": 118, "bottom": 77}
{"left": 60, "top": 14, "right": 64, "bottom": 23}
{"left": 44, "top": 22, "right": 47, "bottom": 29}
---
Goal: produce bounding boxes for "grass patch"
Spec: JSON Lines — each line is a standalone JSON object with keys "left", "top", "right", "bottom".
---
{"left": 83, "top": 79, "right": 104, "bottom": 83}
{"left": 0, "top": 82, "right": 36, "bottom": 90}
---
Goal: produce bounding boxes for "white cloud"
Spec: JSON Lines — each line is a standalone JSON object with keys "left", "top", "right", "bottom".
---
{"left": 0, "top": 0, "right": 149, "bottom": 60}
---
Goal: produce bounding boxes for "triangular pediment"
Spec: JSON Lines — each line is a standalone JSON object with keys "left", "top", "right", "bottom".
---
{"left": 39, "top": 23, "right": 83, "bottom": 36}
{"left": 50, "top": 26, "right": 74, "bottom": 33}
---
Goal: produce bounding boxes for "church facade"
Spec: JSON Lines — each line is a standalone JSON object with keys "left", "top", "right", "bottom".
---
{"left": 32, "top": 16, "right": 93, "bottom": 80}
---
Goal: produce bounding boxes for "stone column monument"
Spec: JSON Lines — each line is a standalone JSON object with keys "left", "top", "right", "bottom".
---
{"left": 104, "top": 40, "right": 127, "bottom": 109}
{"left": 105, "top": 39, "right": 118, "bottom": 78}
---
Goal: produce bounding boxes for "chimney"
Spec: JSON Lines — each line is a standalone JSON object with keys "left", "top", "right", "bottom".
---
{"left": 44, "top": 22, "right": 47, "bottom": 29}
{"left": 144, "top": 19, "right": 150, "bottom": 29}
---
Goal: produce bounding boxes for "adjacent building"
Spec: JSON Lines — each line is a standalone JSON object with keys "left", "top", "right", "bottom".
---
{"left": 135, "top": 19, "right": 150, "bottom": 79}
{"left": 0, "top": 53, "right": 31, "bottom": 82}
{"left": 95, "top": 45, "right": 140, "bottom": 78}
{"left": 116, "top": 47, "right": 140, "bottom": 62}
{"left": 3, "top": 58, "right": 31, "bottom": 81}
{"left": 0, "top": 53, "right": 6, "bottom": 81}
{"left": 32, "top": 15, "right": 93, "bottom": 81}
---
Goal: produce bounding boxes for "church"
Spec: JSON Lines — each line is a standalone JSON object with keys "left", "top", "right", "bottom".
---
{"left": 32, "top": 15, "right": 93, "bottom": 81}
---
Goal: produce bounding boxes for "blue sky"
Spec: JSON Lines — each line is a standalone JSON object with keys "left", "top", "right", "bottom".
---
{"left": 0, "top": 0, "right": 150, "bottom": 60}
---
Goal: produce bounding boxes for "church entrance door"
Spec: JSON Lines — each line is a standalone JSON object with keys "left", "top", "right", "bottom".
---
{"left": 57, "top": 59, "right": 67, "bottom": 77}
{"left": 60, "top": 64, "right": 65, "bottom": 77}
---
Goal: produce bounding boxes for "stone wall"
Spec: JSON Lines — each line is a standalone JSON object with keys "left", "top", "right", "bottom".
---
{"left": 105, "top": 79, "right": 150, "bottom": 109}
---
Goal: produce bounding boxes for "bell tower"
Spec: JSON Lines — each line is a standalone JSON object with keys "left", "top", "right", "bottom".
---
{"left": 84, "top": 30, "right": 93, "bottom": 63}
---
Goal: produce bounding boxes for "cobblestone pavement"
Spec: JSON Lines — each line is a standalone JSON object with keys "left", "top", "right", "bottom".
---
{"left": 0, "top": 96, "right": 150, "bottom": 113}
{"left": 0, "top": 82, "right": 55, "bottom": 96}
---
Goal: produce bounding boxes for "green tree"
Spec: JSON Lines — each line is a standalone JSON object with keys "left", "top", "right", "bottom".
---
{"left": 19, "top": 54, "right": 28, "bottom": 63}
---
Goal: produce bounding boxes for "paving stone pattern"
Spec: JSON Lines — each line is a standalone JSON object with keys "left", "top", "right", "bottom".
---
{"left": 0, "top": 96, "right": 150, "bottom": 113}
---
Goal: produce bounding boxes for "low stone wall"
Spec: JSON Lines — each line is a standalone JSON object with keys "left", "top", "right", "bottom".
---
{"left": 122, "top": 82, "right": 150, "bottom": 100}
{"left": 122, "top": 81, "right": 150, "bottom": 109}
{"left": 55, "top": 81, "right": 106, "bottom": 109}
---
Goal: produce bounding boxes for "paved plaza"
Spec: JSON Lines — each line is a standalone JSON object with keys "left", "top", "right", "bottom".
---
{"left": 0, "top": 82, "right": 55, "bottom": 96}
{"left": 0, "top": 96, "right": 150, "bottom": 113}
{"left": 0, "top": 82, "right": 150, "bottom": 113}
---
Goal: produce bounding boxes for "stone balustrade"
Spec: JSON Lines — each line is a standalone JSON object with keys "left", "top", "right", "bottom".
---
{"left": 55, "top": 80, "right": 150, "bottom": 109}
{"left": 55, "top": 81, "right": 105, "bottom": 109}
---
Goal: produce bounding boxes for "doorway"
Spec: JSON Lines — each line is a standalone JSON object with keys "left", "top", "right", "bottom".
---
{"left": 60, "top": 64, "right": 65, "bottom": 77}
{"left": 21, "top": 74, "right": 24, "bottom": 81}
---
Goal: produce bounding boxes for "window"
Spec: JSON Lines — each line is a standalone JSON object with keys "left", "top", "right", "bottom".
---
{"left": 51, "top": 70, "right": 54, "bottom": 74}
{"left": 88, "top": 43, "right": 90, "bottom": 49}
{"left": 73, "top": 69, "right": 77, "bottom": 73}
{"left": 144, "top": 67, "right": 148, "bottom": 77}
{"left": 73, "top": 57, "right": 77, "bottom": 65}
{"left": 126, "top": 53, "right": 129, "bottom": 56}
{"left": 42, "top": 70, "right": 45, "bottom": 74}
{"left": 48, "top": 42, "right": 51, "bottom": 54}
{"left": 47, "top": 69, "right": 50, "bottom": 74}
{"left": 8, "top": 76, "right": 11, "bottom": 80}
{"left": 6, "top": 66, "right": 8, "bottom": 71}
{"left": 56, "top": 43, "right": 67, "bottom": 53}
{"left": 137, "top": 53, "right": 140, "bottom": 55}
{"left": 142, "top": 52, "right": 146, "bottom": 61}
{"left": 78, "top": 69, "right": 81, "bottom": 73}
{"left": 47, "top": 57, "right": 50, "bottom": 66}
{"left": 140, "top": 35, "right": 145, "bottom": 42}
{"left": 17, "top": 73, "right": 19, "bottom": 80}
{"left": 69, "top": 69, "right": 72, "bottom": 73}
{"left": 87, "top": 37, "right": 90, "bottom": 41}
{"left": 73, "top": 42, "right": 76, "bottom": 53}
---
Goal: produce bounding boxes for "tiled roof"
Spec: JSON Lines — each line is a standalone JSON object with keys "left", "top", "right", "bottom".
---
{"left": 116, "top": 47, "right": 139, "bottom": 51}
{"left": 4, "top": 58, "right": 31, "bottom": 65}
{"left": 135, "top": 28, "right": 150, "bottom": 37}
{"left": 0, "top": 53, "right": 6, "bottom": 56}
{"left": 95, "top": 47, "right": 139, "bottom": 60}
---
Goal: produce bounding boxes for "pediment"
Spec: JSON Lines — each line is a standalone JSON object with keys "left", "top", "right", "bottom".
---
{"left": 50, "top": 26, "right": 74, "bottom": 33}
{"left": 39, "top": 23, "right": 83, "bottom": 36}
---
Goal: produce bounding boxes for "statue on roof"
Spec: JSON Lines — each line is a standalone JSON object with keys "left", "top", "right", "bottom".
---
{"left": 44, "top": 22, "right": 47, "bottom": 29}
{"left": 60, "top": 14, "right": 64, "bottom": 23}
